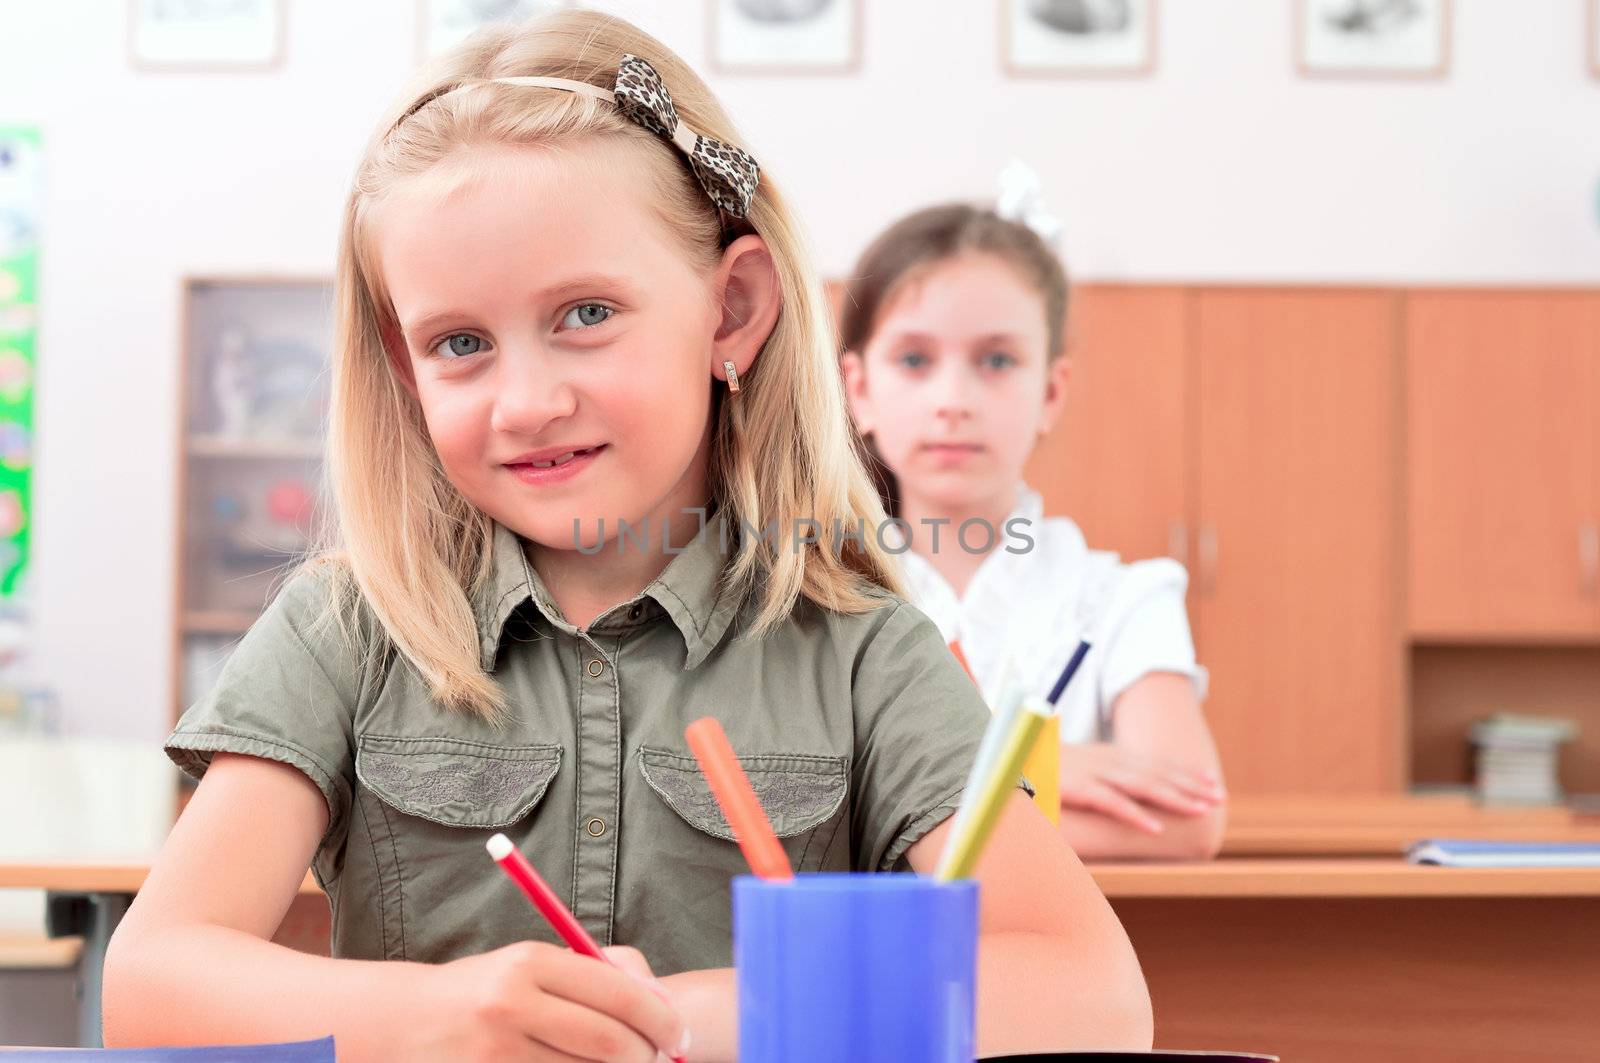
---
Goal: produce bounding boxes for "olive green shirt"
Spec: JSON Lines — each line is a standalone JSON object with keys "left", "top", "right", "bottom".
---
{"left": 166, "top": 514, "right": 994, "bottom": 975}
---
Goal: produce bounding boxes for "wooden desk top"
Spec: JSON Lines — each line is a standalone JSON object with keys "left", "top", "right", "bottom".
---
{"left": 5, "top": 855, "right": 1597, "bottom": 900}
{"left": 1219, "top": 792, "right": 1600, "bottom": 856}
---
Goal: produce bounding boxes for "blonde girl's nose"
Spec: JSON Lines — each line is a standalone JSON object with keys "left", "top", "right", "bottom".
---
{"left": 488, "top": 348, "right": 579, "bottom": 435}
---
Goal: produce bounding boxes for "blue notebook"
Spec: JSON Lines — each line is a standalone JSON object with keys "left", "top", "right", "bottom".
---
{"left": 1406, "top": 839, "right": 1600, "bottom": 868}
{"left": 0, "top": 1038, "right": 334, "bottom": 1061}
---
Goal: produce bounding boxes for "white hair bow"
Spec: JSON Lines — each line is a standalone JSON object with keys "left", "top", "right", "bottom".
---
{"left": 993, "top": 158, "right": 1063, "bottom": 246}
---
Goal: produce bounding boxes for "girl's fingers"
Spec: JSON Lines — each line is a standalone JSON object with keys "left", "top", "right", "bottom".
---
{"left": 525, "top": 992, "right": 659, "bottom": 1063}
{"left": 1067, "top": 781, "right": 1165, "bottom": 834}
{"left": 601, "top": 946, "right": 655, "bottom": 982}
{"left": 1106, "top": 750, "right": 1224, "bottom": 807}
{"left": 1123, "top": 767, "right": 1219, "bottom": 815}
{"left": 1104, "top": 769, "right": 1210, "bottom": 817}
{"left": 526, "top": 1042, "right": 598, "bottom": 1063}
{"left": 532, "top": 951, "right": 687, "bottom": 1062}
{"left": 1170, "top": 769, "right": 1226, "bottom": 803}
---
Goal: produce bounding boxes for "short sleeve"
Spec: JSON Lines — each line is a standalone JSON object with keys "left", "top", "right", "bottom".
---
{"left": 165, "top": 561, "right": 369, "bottom": 852}
{"left": 1097, "top": 558, "right": 1208, "bottom": 717}
{"left": 848, "top": 600, "right": 995, "bottom": 873}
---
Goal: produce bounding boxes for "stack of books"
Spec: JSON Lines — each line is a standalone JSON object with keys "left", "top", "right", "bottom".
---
{"left": 1470, "top": 713, "right": 1578, "bottom": 806}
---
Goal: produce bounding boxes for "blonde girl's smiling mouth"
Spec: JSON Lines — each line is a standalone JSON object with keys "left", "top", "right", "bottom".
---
{"left": 504, "top": 442, "right": 609, "bottom": 485}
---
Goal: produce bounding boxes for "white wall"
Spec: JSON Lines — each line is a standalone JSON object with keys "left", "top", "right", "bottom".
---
{"left": 2, "top": 0, "right": 1597, "bottom": 739}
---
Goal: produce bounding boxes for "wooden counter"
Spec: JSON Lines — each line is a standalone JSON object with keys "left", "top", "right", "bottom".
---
{"left": 1218, "top": 791, "right": 1600, "bottom": 855}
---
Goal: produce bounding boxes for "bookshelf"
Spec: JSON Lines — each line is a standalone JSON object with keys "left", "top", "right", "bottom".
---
{"left": 171, "top": 276, "right": 332, "bottom": 727}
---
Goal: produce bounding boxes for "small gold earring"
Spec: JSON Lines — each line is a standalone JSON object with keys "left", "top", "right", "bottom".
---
{"left": 723, "top": 360, "right": 741, "bottom": 393}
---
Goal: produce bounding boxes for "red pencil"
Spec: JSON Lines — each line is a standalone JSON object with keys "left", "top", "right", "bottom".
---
{"left": 487, "top": 833, "right": 602, "bottom": 958}
{"left": 486, "top": 834, "right": 686, "bottom": 1063}
{"left": 684, "top": 717, "right": 795, "bottom": 882}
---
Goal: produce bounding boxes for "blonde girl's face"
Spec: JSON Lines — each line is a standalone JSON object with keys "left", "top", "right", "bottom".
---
{"left": 372, "top": 140, "right": 767, "bottom": 552}
{"left": 844, "top": 252, "right": 1068, "bottom": 510}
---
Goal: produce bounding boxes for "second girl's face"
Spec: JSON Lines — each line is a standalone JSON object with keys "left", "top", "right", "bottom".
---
{"left": 846, "top": 252, "right": 1067, "bottom": 510}
{"left": 372, "top": 140, "right": 742, "bottom": 553}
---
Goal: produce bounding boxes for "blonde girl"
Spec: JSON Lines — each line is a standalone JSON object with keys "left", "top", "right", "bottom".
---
{"left": 104, "top": 13, "right": 1150, "bottom": 1060}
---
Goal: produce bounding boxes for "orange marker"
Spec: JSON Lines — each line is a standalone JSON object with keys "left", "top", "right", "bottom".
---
{"left": 685, "top": 717, "right": 794, "bottom": 881}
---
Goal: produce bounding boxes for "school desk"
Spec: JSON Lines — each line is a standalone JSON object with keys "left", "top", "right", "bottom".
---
{"left": 4, "top": 856, "right": 1598, "bottom": 1057}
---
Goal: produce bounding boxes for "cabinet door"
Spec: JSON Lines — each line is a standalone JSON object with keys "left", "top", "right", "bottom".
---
{"left": 1193, "top": 289, "right": 1403, "bottom": 793}
{"left": 1406, "top": 291, "right": 1600, "bottom": 639}
{"left": 1027, "top": 285, "right": 1190, "bottom": 563}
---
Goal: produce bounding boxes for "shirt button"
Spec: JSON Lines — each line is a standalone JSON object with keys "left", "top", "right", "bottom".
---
{"left": 586, "top": 658, "right": 605, "bottom": 677}
{"left": 629, "top": 603, "right": 643, "bottom": 619}
{"left": 586, "top": 817, "right": 607, "bottom": 837}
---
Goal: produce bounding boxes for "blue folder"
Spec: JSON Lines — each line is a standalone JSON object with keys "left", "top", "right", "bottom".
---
{"left": 1406, "top": 839, "right": 1600, "bottom": 868}
{"left": 0, "top": 1037, "right": 334, "bottom": 1061}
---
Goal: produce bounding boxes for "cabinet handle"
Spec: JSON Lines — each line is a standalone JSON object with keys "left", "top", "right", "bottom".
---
{"left": 1582, "top": 523, "right": 1600, "bottom": 597}
{"left": 1198, "top": 523, "right": 1218, "bottom": 595}
{"left": 1168, "top": 520, "right": 1189, "bottom": 567}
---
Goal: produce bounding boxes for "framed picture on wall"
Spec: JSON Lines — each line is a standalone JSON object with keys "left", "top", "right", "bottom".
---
{"left": 128, "top": 0, "right": 284, "bottom": 71}
{"left": 708, "top": 0, "right": 862, "bottom": 76}
{"left": 1296, "top": 0, "right": 1451, "bottom": 78}
{"left": 1001, "top": 0, "right": 1157, "bottom": 79}
{"left": 419, "top": 0, "right": 569, "bottom": 62}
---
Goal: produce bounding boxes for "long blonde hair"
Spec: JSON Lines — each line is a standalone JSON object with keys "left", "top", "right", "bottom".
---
{"left": 315, "top": 10, "right": 902, "bottom": 720}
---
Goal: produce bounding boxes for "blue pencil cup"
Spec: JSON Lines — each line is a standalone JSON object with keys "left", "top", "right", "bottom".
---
{"left": 733, "top": 873, "right": 979, "bottom": 1063}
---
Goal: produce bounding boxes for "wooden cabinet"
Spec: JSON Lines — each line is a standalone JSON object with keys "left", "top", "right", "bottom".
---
{"left": 1027, "top": 285, "right": 1190, "bottom": 564}
{"left": 1190, "top": 290, "right": 1404, "bottom": 793}
{"left": 1405, "top": 291, "right": 1600, "bottom": 640}
{"left": 1031, "top": 286, "right": 1404, "bottom": 792}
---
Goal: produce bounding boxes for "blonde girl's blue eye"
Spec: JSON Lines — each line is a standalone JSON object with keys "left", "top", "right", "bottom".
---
{"left": 563, "top": 303, "right": 613, "bottom": 329}
{"left": 897, "top": 350, "right": 929, "bottom": 370}
{"left": 433, "top": 333, "right": 487, "bottom": 359}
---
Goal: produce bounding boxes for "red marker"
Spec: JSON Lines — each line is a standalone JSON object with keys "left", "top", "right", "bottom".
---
{"left": 486, "top": 834, "right": 687, "bottom": 1063}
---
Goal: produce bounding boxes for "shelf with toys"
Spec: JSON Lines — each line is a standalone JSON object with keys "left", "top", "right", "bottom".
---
{"left": 172, "top": 276, "right": 331, "bottom": 728}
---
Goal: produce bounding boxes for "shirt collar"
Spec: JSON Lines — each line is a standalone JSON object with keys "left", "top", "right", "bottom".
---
{"left": 1009, "top": 482, "right": 1044, "bottom": 526}
{"left": 473, "top": 513, "right": 740, "bottom": 672}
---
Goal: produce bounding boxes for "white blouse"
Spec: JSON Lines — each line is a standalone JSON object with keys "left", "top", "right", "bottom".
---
{"left": 896, "top": 484, "right": 1208, "bottom": 745}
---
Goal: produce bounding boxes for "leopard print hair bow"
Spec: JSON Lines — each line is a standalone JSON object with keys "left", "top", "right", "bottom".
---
{"left": 491, "top": 54, "right": 761, "bottom": 220}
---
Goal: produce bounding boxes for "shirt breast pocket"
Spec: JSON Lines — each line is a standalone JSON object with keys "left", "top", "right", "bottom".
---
{"left": 357, "top": 734, "right": 562, "bottom": 827}
{"left": 635, "top": 746, "right": 849, "bottom": 875}
{"left": 351, "top": 734, "right": 563, "bottom": 960}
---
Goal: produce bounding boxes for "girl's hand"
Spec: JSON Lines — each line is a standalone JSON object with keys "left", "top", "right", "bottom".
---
{"left": 407, "top": 940, "right": 689, "bottom": 1062}
{"left": 1060, "top": 743, "right": 1225, "bottom": 835}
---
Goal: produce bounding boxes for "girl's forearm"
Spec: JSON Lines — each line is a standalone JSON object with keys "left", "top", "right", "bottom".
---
{"left": 977, "top": 930, "right": 1153, "bottom": 1055}
{"left": 103, "top": 922, "right": 432, "bottom": 1060}
{"left": 1062, "top": 800, "right": 1227, "bottom": 862}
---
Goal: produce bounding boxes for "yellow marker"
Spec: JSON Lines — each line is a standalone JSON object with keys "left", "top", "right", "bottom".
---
{"left": 936, "top": 698, "right": 1050, "bottom": 881}
{"left": 1021, "top": 712, "right": 1060, "bottom": 825}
